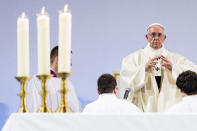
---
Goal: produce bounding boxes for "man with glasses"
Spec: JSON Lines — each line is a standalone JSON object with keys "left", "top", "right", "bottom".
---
{"left": 119, "top": 23, "right": 197, "bottom": 112}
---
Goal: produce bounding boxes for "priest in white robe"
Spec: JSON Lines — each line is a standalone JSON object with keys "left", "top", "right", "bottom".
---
{"left": 119, "top": 23, "right": 197, "bottom": 112}
{"left": 167, "top": 71, "right": 197, "bottom": 113}
{"left": 26, "top": 46, "right": 82, "bottom": 112}
{"left": 83, "top": 74, "right": 142, "bottom": 114}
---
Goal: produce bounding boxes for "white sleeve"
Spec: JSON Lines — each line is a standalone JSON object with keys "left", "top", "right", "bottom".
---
{"left": 67, "top": 80, "right": 83, "bottom": 112}
{"left": 26, "top": 76, "right": 41, "bottom": 112}
{"left": 120, "top": 55, "right": 146, "bottom": 93}
{"left": 171, "top": 54, "right": 197, "bottom": 81}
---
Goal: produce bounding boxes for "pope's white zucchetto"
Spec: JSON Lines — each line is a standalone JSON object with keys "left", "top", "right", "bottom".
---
{"left": 147, "top": 23, "right": 165, "bottom": 31}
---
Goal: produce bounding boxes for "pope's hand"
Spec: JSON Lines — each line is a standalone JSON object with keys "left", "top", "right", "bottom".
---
{"left": 145, "top": 57, "right": 159, "bottom": 72}
{"left": 161, "top": 55, "right": 172, "bottom": 71}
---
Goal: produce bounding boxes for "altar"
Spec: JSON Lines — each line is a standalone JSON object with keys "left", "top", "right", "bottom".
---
{"left": 3, "top": 113, "right": 197, "bottom": 131}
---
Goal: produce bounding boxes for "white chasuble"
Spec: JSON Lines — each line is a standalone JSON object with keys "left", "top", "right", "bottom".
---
{"left": 120, "top": 45, "right": 197, "bottom": 112}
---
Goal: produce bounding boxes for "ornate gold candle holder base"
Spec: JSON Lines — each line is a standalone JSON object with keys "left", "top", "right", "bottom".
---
{"left": 36, "top": 74, "right": 51, "bottom": 113}
{"left": 16, "top": 76, "right": 30, "bottom": 113}
{"left": 56, "top": 72, "right": 72, "bottom": 113}
{"left": 56, "top": 106, "right": 72, "bottom": 113}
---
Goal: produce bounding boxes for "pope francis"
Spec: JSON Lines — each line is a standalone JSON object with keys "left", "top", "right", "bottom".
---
{"left": 120, "top": 23, "right": 197, "bottom": 112}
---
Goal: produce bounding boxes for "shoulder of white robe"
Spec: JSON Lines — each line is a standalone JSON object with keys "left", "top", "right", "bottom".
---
{"left": 167, "top": 50, "right": 185, "bottom": 60}
{"left": 124, "top": 49, "right": 143, "bottom": 61}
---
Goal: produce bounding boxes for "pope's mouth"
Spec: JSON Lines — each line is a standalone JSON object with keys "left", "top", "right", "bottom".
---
{"left": 153, "top": 41, "right": 160, "bottom": 44}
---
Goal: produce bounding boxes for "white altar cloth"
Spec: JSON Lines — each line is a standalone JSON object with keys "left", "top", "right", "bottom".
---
{"left": 3, "top": 113, "right": 197, "bottom": 131}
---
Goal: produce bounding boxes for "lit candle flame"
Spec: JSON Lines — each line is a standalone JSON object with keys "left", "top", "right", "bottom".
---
{"left": 21, "top": 12, "right": 26, "bottom": 18}
{"left": 64, "top": 4, "right": 68, "bottom": 12}
{"left": 41, "top": 7, "right": 45, "bottom": 15}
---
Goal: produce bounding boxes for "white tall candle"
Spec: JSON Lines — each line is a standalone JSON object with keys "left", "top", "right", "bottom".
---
{"left": 37, "top": 7, "right": 50, "bottom": 75}
{"left": 58, "top": 5, "right": 72, "bottom": 73}
{"left": 17, "top": 12, "right": 29, "bottom": 76}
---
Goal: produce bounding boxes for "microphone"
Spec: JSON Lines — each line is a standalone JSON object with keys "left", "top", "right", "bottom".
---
{"left": 123, "top": 88, "right": 131, "bottom": 99}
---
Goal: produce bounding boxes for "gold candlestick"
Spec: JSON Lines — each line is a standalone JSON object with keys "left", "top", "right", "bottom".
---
{"left": 56, "top": 72, "right": 72, "bottom": 113}
{"left": 36, "top": 74, "right": 51, "bottom": 113}
{"left": 16, "top": 76, "right": 30, "bottom": 113}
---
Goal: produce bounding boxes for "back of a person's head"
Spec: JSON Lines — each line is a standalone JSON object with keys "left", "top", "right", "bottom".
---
{"left": 50, "top": 46, "right": 58, "bottom": 64}
{"left": 176, "top": 70, "right": 197, "bottom": 95}
{"left": 97, "top": 73, "right": 117, "bottom": 94}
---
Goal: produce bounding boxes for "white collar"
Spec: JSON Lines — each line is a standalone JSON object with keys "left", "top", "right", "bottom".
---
{"left": 144, "top": 43, "right": 167, "bottom": 58}
{"left": 182, "top": 95, "right": 197, "bottom": 101}
{"left": 147, "top": 43, "right": 164, "bottom": 55}
{"left": 98, "top": 93, "right": 117, "bottom": 99}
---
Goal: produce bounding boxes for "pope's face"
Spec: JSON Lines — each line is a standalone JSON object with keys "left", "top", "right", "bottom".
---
{"left": 146, "top": 25, "right": 166, "bottom": 50}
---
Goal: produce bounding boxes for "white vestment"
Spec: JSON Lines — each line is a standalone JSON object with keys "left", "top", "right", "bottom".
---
{"left": 167, "top": 95, "right": 197, "bottom": 113}
{"left": 83, "top": 94, "right": 142, "bottom": 114}
{"left": 120, "top": 45, "right": 197, "bottom": 112}
{"left": 26, "top": 76, "right": 82, "bottom": 112}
